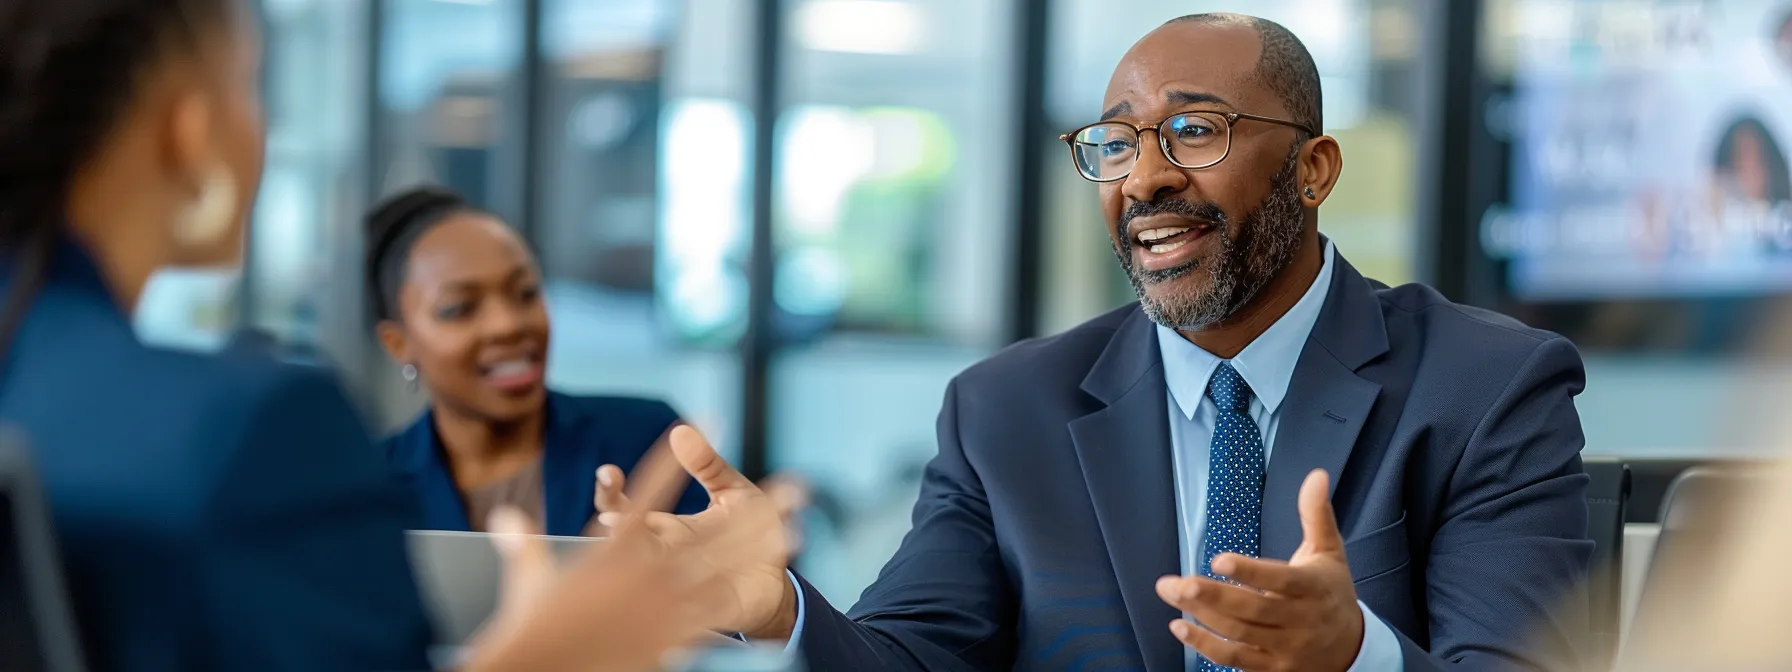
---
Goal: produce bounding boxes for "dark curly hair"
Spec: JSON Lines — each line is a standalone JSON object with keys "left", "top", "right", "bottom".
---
{"left": 0, "top": 0, "right": 241, "bottom": 354}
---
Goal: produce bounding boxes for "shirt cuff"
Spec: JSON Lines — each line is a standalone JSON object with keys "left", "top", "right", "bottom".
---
{"left": 781, "top": 569, "right": 806, "bottom": 652}
{"left": 1344, "top": 601, "right": 1403, "bottom": 672}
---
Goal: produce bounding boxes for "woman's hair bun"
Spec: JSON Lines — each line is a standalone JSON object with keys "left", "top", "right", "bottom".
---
{"left": 364, "top": 185, "right": 469, "bottom": 321}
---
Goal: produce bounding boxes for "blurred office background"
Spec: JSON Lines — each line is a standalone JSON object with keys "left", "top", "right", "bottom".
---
{"left": 132, "top": 0, "right": 1792, "bottom": 605}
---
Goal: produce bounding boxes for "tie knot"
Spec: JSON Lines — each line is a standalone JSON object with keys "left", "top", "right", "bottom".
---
{"left": 1206, "top": 362, "right": 1253, "bottom": 413}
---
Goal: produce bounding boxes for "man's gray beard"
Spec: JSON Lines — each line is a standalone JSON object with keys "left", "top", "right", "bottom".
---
{"left": 1118, "top": 148, "right": 1307, "bottom": 331}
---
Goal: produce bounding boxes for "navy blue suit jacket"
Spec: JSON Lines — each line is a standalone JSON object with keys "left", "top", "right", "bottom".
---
{"left": 382, "top": 392, "right": 708, "bottom": 535}
{"left": 0, "top": 241, "right": 434, "bottom": 671}
{"left": 794, "top": 254, "right": 1592, "bottom": 671}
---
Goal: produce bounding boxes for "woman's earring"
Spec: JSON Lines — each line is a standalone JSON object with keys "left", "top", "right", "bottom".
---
{"left": 173, "top": 166, "right": 238, "bottom": 248}
{"left": 1304, "top": 186, "right": 1316, "bottom": 199}
{"left": 401, "top": 364, "right": 419, "bottom": 392}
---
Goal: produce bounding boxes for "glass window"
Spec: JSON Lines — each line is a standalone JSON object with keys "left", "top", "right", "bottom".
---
{"left": 377, "top": 0, "right": 526, "bottom": 218}
{"left": 769, "top": 0, "right": 1019, "bottom": 605}
{"left": 1039, "top": 0, "right": 1425, "bottom": 334}
{"left": 536, "top": 0, "right": 753, "bottom": 457}
{"left": 243, "top": 0, "right": 372, "bottom": 366}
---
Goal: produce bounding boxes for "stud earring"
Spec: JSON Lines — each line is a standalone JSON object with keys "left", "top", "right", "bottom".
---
{"left": 1304, "top": 186, "right": 1316, "bottom": 199}
{"left": 401, "top": 364, "right": 418, "bottom": 392}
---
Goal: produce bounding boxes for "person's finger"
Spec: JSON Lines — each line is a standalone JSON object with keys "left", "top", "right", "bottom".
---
{"left": 761, "top": 474, "right": 809, "bottom": 520}
{"left": 486, "top": 506, "right": 555, "bottom": 631}
{"left": 626, "top": 439, "right": 694, "bottom": 515}
{"left": 597, "top": 510, "right": 700, "bottom": 546}
{"left": 580, "top": 455, "right": 684, "bottom": 541}
{"left": 1169, "top": 619, "right": 1275, "bottom": 671}
{"left": 594, "top": 464, "right": 631, "bottom": 513}
{"left": 1209, "top": 553, "right": 1320, "bottom": 597}
{"left": 1296, "top": 468, "right": 1345, "bottom": 555}
{"left": 489, "top": 505, "right": 548, "bottom": 566}
{"left": 669, "top": 425, "right": 756, "bottom": 495}
{"left": 1156, "top": 575, "right": 1291, "bottom": 627}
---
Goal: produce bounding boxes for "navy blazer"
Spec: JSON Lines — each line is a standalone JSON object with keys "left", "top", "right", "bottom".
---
{"left": 382, "top": 392, "right": 708, "bottom": 535}
{"left": 793, "top": 254, "right": 1593, "bottom": 671}
{"left": 0, "top": 240, "right": 433, "bottom": 671}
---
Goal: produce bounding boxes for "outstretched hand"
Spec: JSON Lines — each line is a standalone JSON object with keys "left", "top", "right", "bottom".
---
{"left": 1155, "top": 469, "right": 1364, "bottom": 672}
{"left": 463, "top": 434, "right": 754, "bottom": 672}
{"left": 592, "top": 425, "right": 800, "bottom": 639}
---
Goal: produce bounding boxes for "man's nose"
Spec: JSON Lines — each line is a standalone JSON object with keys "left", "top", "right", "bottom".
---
{"left": 1121, "top": 135, "right": 1191, "bottom": 205}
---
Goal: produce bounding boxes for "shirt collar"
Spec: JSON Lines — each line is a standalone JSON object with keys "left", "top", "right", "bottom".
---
{"left": 1155, "top": 239, "right": 1336, "bottom": 420}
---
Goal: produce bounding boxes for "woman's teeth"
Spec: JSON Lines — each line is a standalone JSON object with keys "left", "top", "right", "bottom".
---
{"left": 487, "top": 360, "right": 533, "bottom": 377}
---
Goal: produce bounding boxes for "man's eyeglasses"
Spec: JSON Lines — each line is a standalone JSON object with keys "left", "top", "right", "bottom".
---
{"left": 1059, "top": 111, "right": 1316, "bottom": 183}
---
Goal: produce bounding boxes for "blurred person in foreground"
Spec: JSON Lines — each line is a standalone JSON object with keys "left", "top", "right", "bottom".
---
{"left": 1610, "top": 457, "right": 1792, "bottom": 671}
{"left": 0, "top": 0, "right": 780, "bottom": 669}
{"left": 599, "top": 13, "right": 1593, "bottom": 672}
{"left": 366, "top": 185, "right": 707, "bottom": 534}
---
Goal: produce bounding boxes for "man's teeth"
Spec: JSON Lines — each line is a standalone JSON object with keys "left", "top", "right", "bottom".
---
{"left": 1149, "top": 240, "right": 1189, "bottom": 255}
{"left": 1136, "top": 226, "right": 1190, "bottom": 243}
{"left": 487, "top": 360, "right": 533, "bottom": 377}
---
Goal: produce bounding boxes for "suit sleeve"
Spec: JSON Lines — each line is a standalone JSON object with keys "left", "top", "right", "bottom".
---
{"left": 1396, "top": 337, "right": 1594, "bottom": 671}
{"left": 794, "top": 378, "right": 1015, "bottom": 671}
{"left": 195, "top": 369, "right": 436, "bottom": 671}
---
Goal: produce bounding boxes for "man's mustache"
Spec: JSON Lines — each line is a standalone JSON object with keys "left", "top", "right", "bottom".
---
{"left": 1119, "top": 199, "right": 1228, "bottom": 241}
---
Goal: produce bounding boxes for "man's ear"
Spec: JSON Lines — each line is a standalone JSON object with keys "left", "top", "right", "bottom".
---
{"left": 1297, "top": 135, "right": 1343, "bottom": 207}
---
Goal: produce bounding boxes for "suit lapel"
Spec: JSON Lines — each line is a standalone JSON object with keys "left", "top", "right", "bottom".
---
{"left": 1070, "top": 311, "right": 1183, "bottom": 672}
{"left": 400, "top": 418, "right": 475, "bottom": 532}
{"left": 540, "top": 393, "right": 597, "bottom": 536}
{"left": 1260, "top": 256, "right": 1389, "bottom": 560}
{"left": 1260, "top": 350, "right": 1379, "bottom": 559}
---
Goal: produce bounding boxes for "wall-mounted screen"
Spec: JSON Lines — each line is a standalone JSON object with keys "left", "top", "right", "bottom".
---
{"left": 1479, "top": 0, "right": 1792, "bottom": 351}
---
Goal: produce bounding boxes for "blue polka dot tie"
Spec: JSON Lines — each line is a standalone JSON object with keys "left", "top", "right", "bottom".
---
{"left": 1198, "top": 363, "right": 1264, "bottom": 672}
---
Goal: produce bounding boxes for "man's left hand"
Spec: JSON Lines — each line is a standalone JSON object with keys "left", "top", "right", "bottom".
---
{"left": 1156, "top": 469, "right": 1364, "bottom": 672}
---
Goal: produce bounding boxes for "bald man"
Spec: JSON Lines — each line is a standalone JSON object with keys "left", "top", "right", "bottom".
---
{"left": 607, "top": 14, "right": 1594, "bottom": 672}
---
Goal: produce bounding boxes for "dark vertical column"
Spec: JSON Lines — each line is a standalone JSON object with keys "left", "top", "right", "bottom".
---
{"left": 518, "top": 0, "right": 547, "bottom": 242}
{"left": 1416, "top": 0, "right": 1489, "bottom": 302}
{"left": 349, "top": 0, "right": 391, "bottom": 414}
{"left": 364, "top": 1, "right": 388, "bottom": 204}
{"left": 738, "top": 0, "right": 784, "bottom": 482}
{"left": 1007, "top": 0, "right": 1050, "bottom": 344}
{"left": 239, "top": 3, "right": 275, "bottom": 332}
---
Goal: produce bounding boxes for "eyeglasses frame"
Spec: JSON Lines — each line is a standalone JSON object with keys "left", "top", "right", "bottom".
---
{"left": 1058, "top": 111, "right": 1318, "bottom": 183}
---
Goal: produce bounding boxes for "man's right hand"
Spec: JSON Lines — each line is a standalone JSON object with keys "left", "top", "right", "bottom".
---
{"left": 596, "top": 425, "right": 801, "bottom": 639}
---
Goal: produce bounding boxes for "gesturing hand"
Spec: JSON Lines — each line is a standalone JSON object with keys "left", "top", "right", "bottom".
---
{"left": 464, "top": 436, "right": 738, "bottom": 672}
{"left": 1156, "top": 469, "right": 1364, "bottom": 672}
{"left": 592, "top": 425, "right": 800, "bottom": 640}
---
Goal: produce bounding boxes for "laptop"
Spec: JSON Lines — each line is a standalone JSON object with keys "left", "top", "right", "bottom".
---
{"left": 405, "top": 530, "right": 602, "bottom": 645}
{"left": 0, "top": 433, "right": 86, "bottom": 671}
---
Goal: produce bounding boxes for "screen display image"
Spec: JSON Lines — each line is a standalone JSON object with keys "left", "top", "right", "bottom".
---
{"left": 1486, "top": 0, "right": 1792, "bottom": 301}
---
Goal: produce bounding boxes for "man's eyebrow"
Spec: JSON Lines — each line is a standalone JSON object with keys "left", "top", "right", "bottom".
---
{"left": 1099, "top": 101, "right": 1131, "bottom": 121}
{"left": 1166, "top": 90, "right": 1232, "bottom": 108}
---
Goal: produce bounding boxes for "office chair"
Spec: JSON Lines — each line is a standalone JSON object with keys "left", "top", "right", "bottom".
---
{"left": 1655, "top": 465, "right": 1762, "bottom": 531}
{"left": 1581, "top": 457, "right": 1629, "bottom": 664}
{"left": 0, "top": 433, "right": 87, "bottom": 671}
{"left": 1619, "top": 457, "right": 1760, "bottom": 524}
{"left": 1625, "top": 466, "right": 1761, "bottom": 648}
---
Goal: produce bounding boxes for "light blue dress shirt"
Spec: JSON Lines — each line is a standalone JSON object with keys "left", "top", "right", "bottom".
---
{"left": 781, "top": 241, "right": 1397, "bottom": 671}
{"left": 1155, "top": 240, "right": 1399, "bottom": 672}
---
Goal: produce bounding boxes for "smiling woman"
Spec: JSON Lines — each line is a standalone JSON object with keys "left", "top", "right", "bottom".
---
{"left": 365, "top": 185, "right": 708, "bottom": 535}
